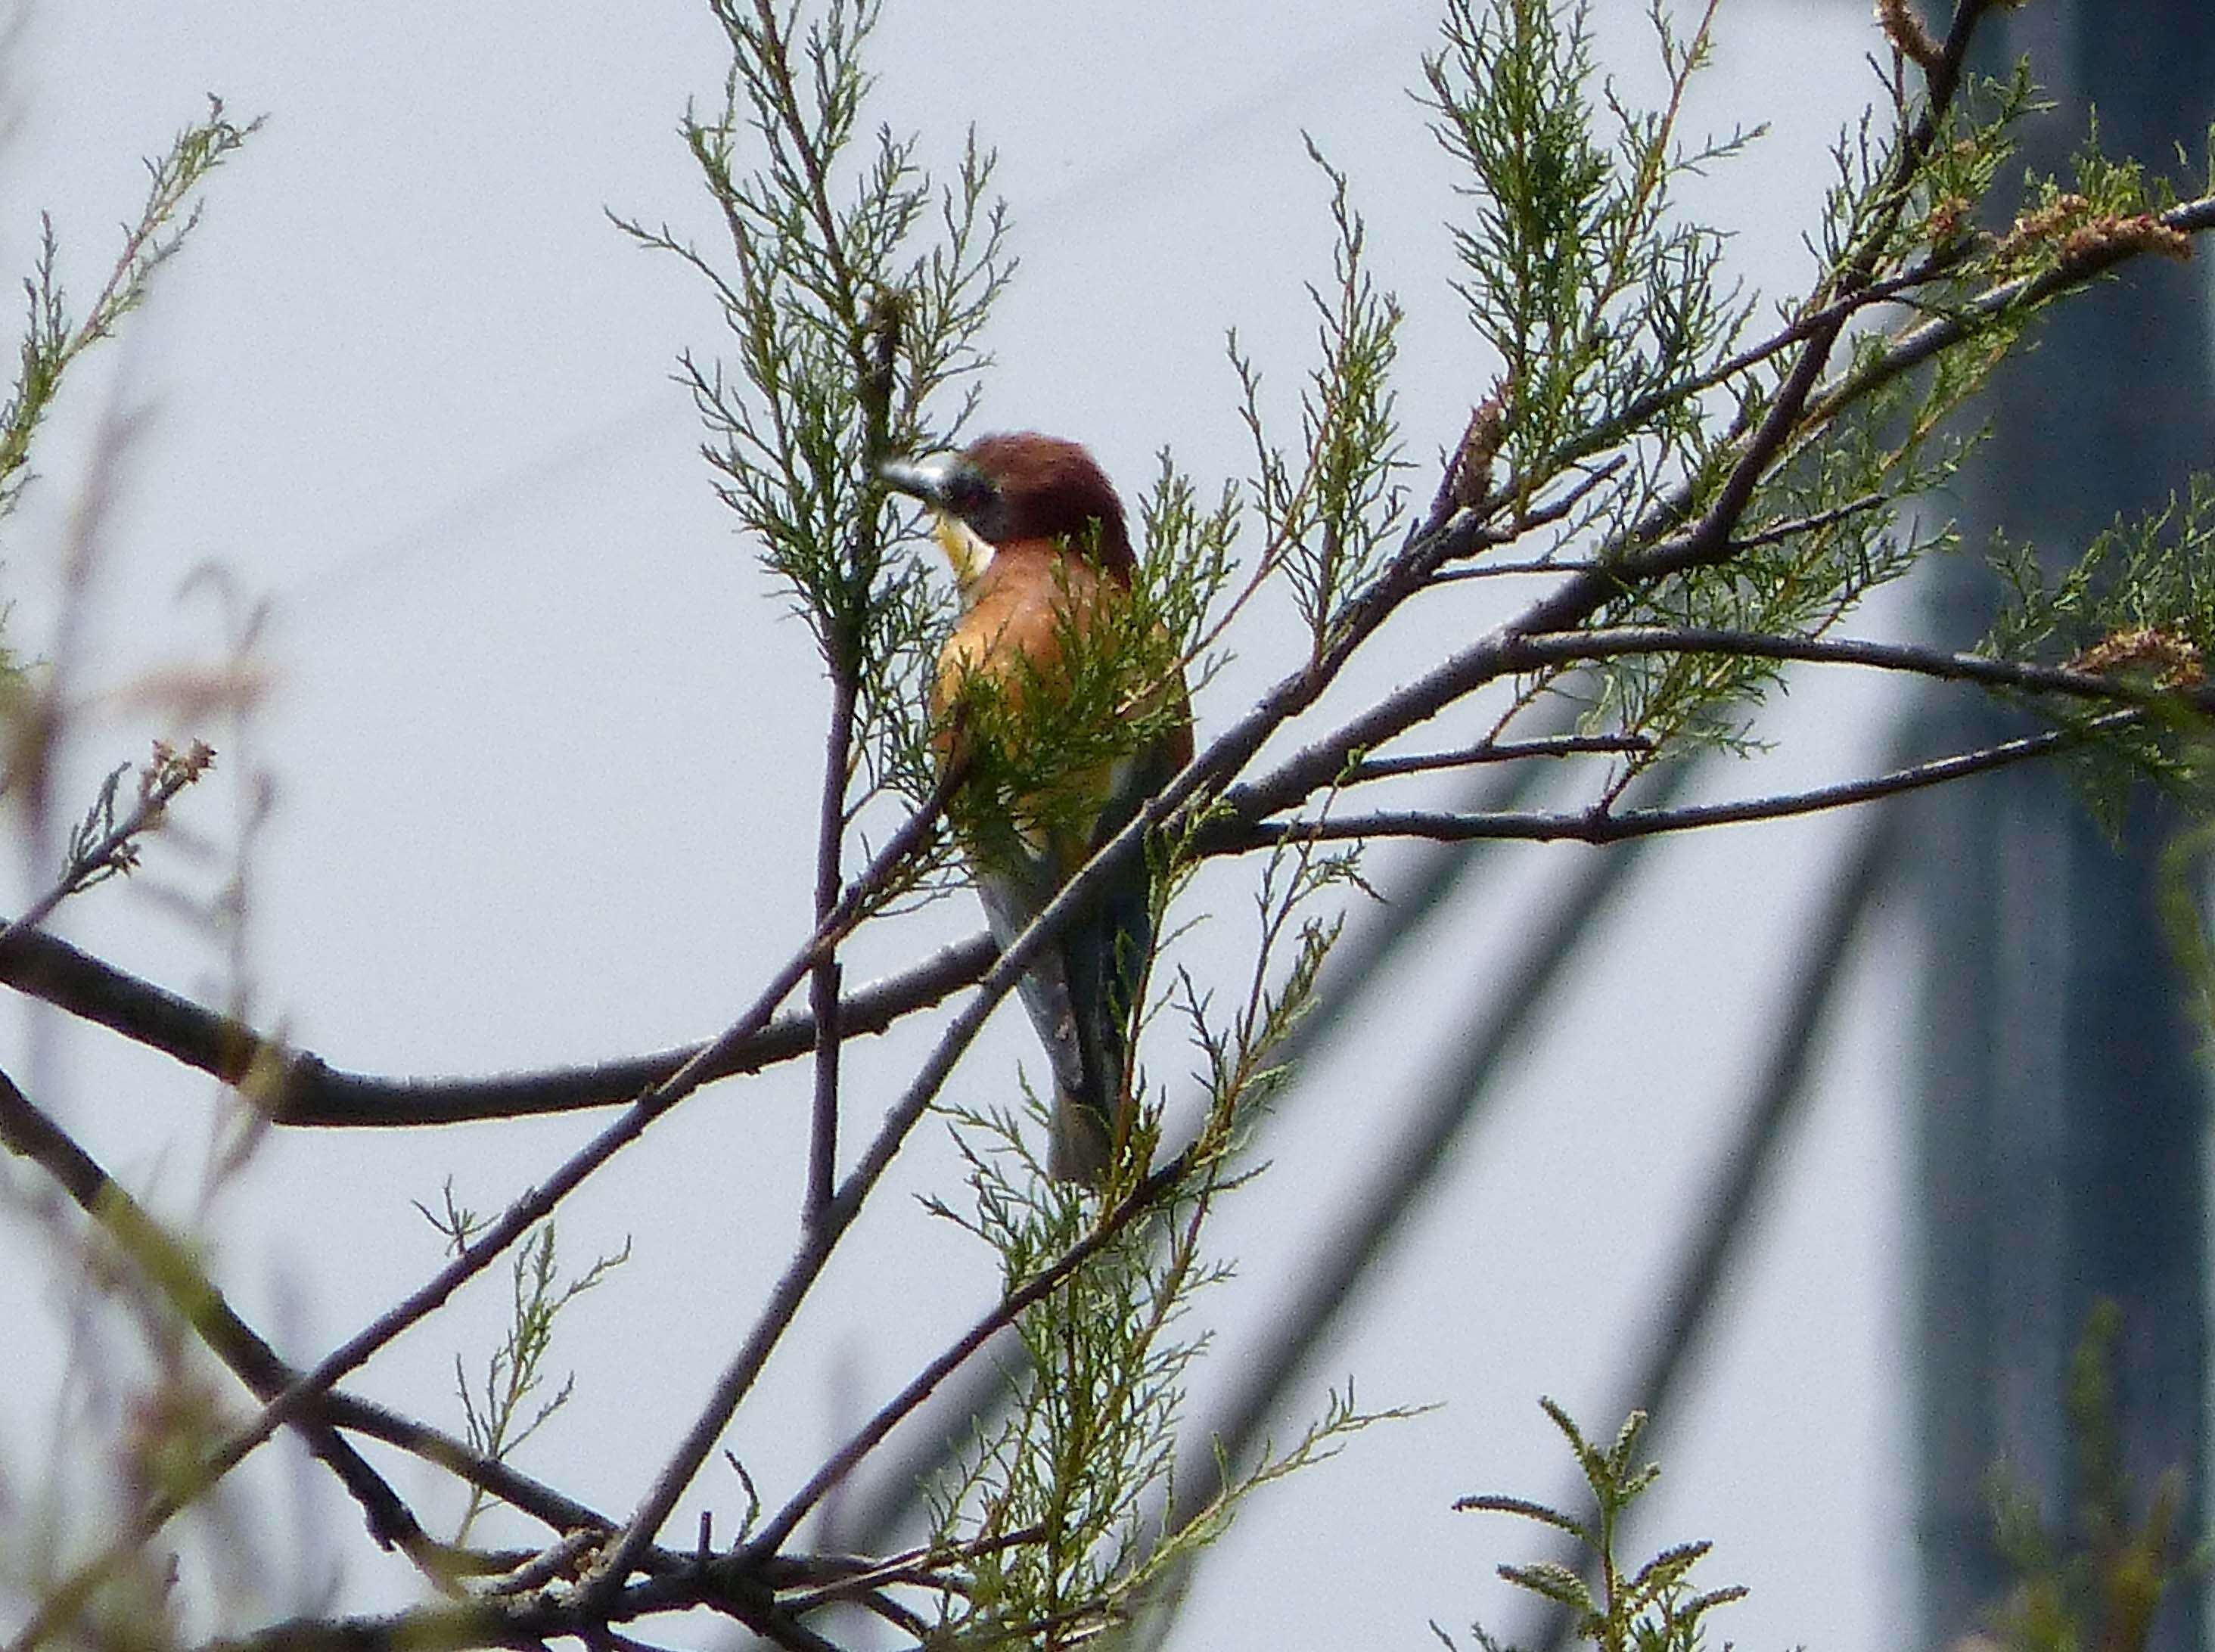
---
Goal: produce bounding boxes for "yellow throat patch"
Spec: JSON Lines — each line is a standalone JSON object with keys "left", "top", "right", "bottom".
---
{"left": 933, "top": 511, "right": 996, "bottom": 598}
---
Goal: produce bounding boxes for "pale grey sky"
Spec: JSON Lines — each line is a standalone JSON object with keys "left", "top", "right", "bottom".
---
{"left": 1, "top": 3, "right": 1918, "bottom": 1648}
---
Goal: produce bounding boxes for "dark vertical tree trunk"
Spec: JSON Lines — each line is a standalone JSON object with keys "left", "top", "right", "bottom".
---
{"left": 1917, "top": 4, "right": 2214, "bottom": 1647}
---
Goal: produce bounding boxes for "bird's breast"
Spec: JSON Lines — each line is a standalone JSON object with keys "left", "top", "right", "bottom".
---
{"left": 932, "top": 543, "right": 1115, "bottom": 723}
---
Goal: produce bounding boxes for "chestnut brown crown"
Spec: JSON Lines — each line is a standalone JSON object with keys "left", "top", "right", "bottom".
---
{"left": 934, "top": 432, "right": 1135, "bottom": 580}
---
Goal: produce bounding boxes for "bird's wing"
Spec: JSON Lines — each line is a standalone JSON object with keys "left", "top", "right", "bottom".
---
{"left": 971, "top": 842, "right": 1092, "bottom": 1111}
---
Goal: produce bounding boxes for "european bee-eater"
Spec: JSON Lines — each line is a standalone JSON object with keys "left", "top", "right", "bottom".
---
{"left": 881, "top": 433, "right": 1193, "bottom": 1185}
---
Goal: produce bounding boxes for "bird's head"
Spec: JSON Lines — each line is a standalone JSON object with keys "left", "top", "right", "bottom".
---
{"left": 881, "top": 432, "right": 1134, "bottom": 595}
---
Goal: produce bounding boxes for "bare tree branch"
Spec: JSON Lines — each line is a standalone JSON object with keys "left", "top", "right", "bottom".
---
{"left": 1216, "top": 714, "right": 2126, "bottom": 848}
{"left": 1343, "top": 732, "right": 1655, "bottom": 783}
{"left": 1508, "top": 625, "right": 2212, "bottom": 709}
{"left": 0, "top": 926, "right": 993, "bottom": 1125}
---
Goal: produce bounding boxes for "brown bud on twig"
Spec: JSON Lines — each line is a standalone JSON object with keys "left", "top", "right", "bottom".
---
{"left": 1999, "top": 194, "right": 2194, "bottom": 268}
{"left": 1922, "top": 193, "right": 1971, "bottom": 250}
{"left": 1875, "top": 0, "right": 1943, "bottom": 70}
{"left": 858, "top": 286, "right": 906, "bottom": 452}
{"left": 1433, "top": 384, "right": 1510, "bottom": 526}
{"left": 2058, "top": 213, "right": 2194, "bottom": 264}
{"left": 1999, "top": 193, "right": 2093, "bottom": 259}
{"left": 2067, "top": 626, "right": 2205, "bottom": 688}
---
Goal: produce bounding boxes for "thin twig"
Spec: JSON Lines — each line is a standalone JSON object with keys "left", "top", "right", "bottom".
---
{"left": 1508, "top": 626, "right": 2207, "bottom": 710}
{"left": 1549, "top": 240, "right": 1979, "bottom": 476}
{"left": 1427, "top": 557, "right": 1605, "bottom": 584}
{"left": 1217, "top": 716, "right": 2123, "bottom": 849}
{"left": 808, "top": 669, "right": 857, "bottom": 1231}
{"left": 480, "top": 1531, "right": 606, "bottom": 1598}
{"left": 762, "top": 1525, "right": 1044, "bottom": 1612}
{"left": 1343, "top": 733, "right": 1653, "bottom": 784}
{"left": 1725, "top": 490, "right": 1891, "bottom": 554}
{"left": 0, "top": 741, "right": 214, "bottom": 952}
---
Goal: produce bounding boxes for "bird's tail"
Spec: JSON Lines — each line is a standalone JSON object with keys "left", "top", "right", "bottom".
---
{"left": 975, "top": 855, "right": 1151, "bottom": 1188}
{"left": 1048, "top": 871, "right": 1151, "bottom": 1185}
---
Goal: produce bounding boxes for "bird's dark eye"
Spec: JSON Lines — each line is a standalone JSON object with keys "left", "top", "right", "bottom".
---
{"left": 943, "top": 467, "right": 1005, "bottom": 537}
{"left": 946, "top": 470, "right": 993, "bottom": 514}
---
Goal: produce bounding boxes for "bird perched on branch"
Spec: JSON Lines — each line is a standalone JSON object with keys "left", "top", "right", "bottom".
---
{"left": 881, "top": 433, "right": 1193, "bottom": 1185}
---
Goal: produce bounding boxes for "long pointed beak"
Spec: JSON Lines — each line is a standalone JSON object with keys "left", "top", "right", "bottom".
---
{"left": 878, "top": 452, "right": 961, "bottom": 506}
{"left": 880, "top": 452, "right": 997, "bottom": 593}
